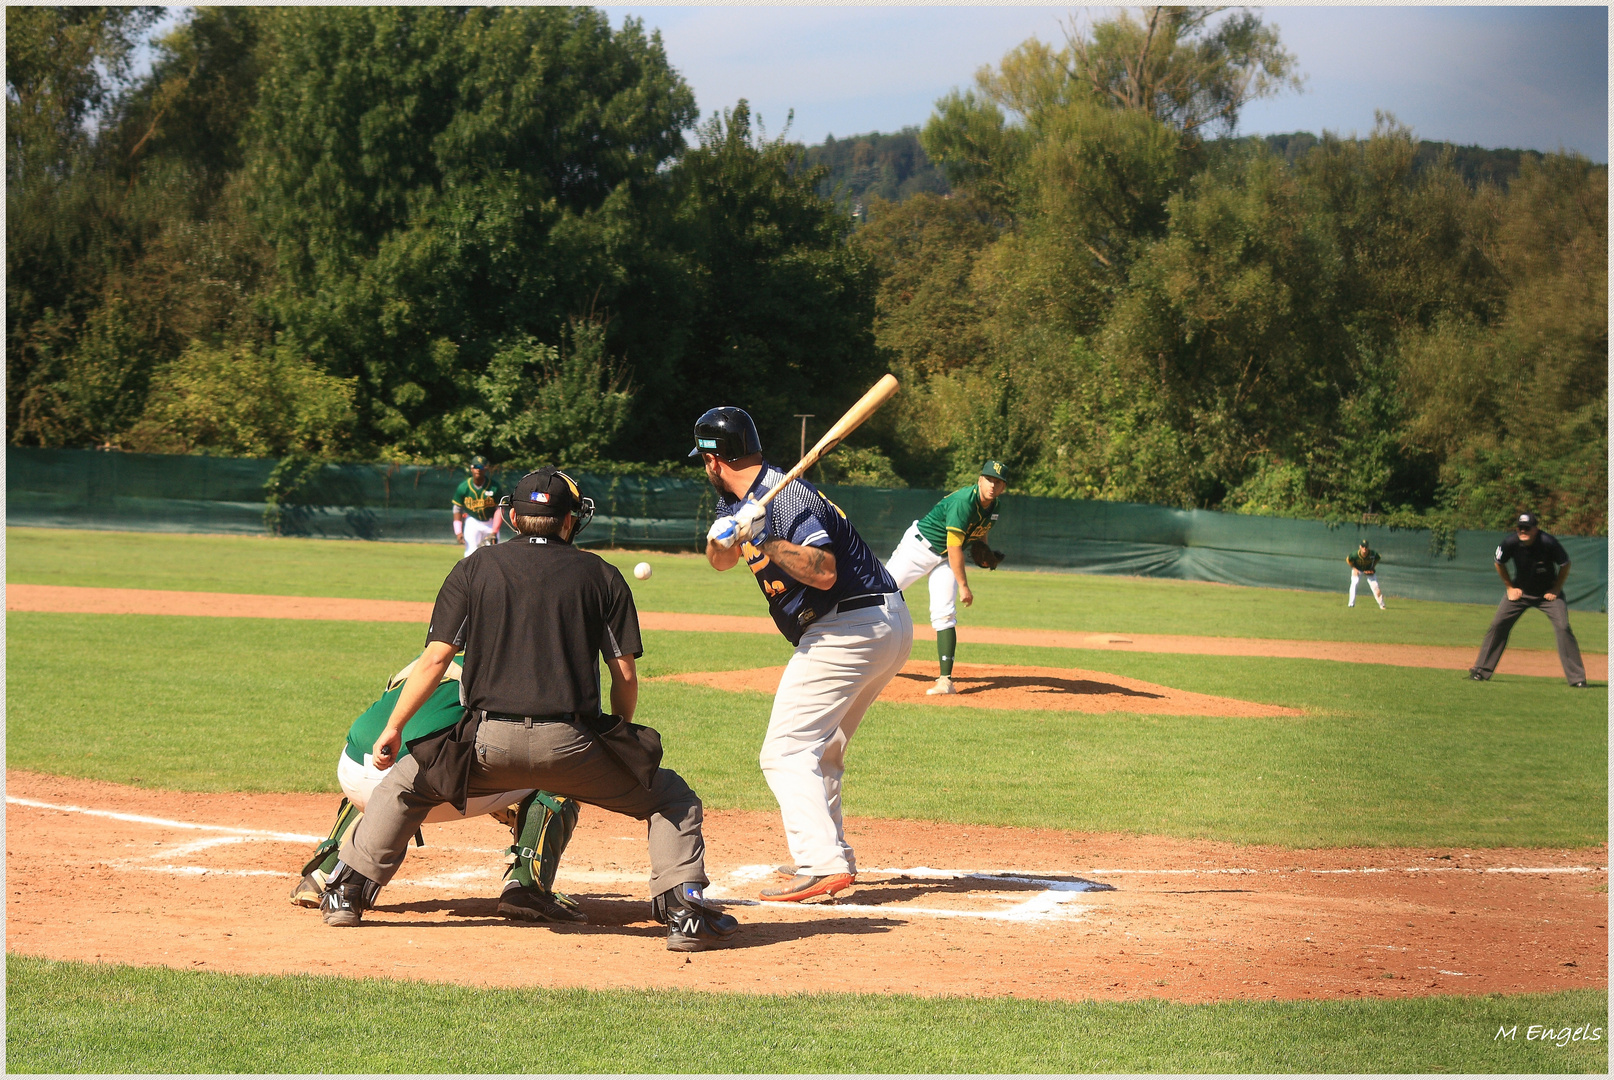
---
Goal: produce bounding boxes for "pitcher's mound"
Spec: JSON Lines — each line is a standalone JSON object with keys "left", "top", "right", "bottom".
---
{"left": 661, "top": 662, "right": 1301, "bottom": 717}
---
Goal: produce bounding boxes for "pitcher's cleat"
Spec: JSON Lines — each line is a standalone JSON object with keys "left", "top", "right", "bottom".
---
{"left": 760, "top": 872, "right": 855, "bottom": 903}
{"left": 926, "top": 676, "right": 956, "bottom": 696}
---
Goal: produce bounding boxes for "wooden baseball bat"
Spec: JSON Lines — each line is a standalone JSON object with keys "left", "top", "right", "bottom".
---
{"left": 755, "top": 373, "right": 899, "bottom": 510}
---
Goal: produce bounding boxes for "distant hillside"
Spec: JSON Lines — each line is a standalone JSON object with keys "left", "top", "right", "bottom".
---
{"left": 798, "top": 128, "right": 950, "bottom": 210}
{"left": 798, "top": 127, "right": 1570, "bottom": 213}
{"left": 1241, "top": 133, "right": 1556, "bottom": 187}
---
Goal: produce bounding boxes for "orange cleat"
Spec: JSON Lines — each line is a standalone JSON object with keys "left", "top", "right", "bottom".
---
{"left": 759, "top": 872, "right": 855, "bottom": 902}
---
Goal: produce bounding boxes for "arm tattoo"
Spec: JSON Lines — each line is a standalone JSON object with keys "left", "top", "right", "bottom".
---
{"left": 762, "top": 539, "right": 837, "bottom": 587}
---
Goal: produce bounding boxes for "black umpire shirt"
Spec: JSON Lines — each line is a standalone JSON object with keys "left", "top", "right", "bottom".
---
{"left": 1495, "top": 531, "right": 1571, "bottom": 597}
{"left": 426, "top": 536, "right": 643, "bottom": 717}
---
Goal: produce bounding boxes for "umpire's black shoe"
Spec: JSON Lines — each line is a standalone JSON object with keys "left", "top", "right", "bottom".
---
{"left": 1467, "top": 671, "right": 1491, "bottom": 681}
{"left": 1570, "top": 681, "right": 1588, "bottom": 688}
{"left": 320, "top": 862, "right": 379, "bottom": 927}
{"left": 656, "top": 883, "right": 739, "bottom": 952}
{"left": 498, "top": 883, "right": 588, "bottom": 924}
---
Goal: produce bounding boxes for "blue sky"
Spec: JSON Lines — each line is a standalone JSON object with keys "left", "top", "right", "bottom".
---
{"left": 599, "top": 5, "right": 1609, "bottom": 160}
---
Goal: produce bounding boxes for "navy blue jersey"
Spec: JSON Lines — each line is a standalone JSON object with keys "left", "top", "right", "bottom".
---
{"left": 716, "top": 462, "right": 898, "bottom": 645}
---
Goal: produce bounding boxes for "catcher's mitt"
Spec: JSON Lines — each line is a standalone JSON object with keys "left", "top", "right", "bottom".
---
{"left": 968, "top": 539, "right": 1005, "bottom": 570}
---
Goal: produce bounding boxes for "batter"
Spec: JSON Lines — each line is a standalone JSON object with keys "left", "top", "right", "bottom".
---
{"left": 695, "top": 406, "right": 913, "bottom": 903}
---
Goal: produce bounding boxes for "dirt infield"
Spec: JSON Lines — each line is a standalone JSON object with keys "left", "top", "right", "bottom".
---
{"left": 662, "top": 662, "right": 1302, "bottom": 717}
{"left": 8, "top": 584, "right": 1602, "bottom": 679}
{"left": 7, "top": 771, "right": 1605, "bottom": 1002}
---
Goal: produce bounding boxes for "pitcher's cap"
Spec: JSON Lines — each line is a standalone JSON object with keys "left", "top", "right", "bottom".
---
{"left": 980, "top": 459, "right": 1007, "bottom": 481}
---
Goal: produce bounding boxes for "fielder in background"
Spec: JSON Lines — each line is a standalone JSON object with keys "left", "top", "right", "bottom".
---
{"left": 1346, "top": 539, "right": 1386, "bottom": 609}
{"left": 453, "top": 455, "right": 505, "bottom": 557}
{"left": 1469, "top": 511, "right": 1587, "bottom": 686}
{"left": 290, "top": 650, "right": 584, "bottom": 924}
{"left": 697, "top": 406, "right": 913, "bottom": 904}
{"left": 883, "top": 460, "right": 1008, "bottom": 695}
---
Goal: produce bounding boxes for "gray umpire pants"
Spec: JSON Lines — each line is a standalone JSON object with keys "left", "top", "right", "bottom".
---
{"left": 1470, "top": 594, "right": 1586, "bottom": 684}
{"left": 339, "top": 717, "right": 708, "bottom": 898}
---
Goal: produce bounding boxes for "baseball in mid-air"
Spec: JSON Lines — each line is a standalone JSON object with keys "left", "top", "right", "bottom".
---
{"left": 633, "top": 561, "right": 653, "bottom": 581}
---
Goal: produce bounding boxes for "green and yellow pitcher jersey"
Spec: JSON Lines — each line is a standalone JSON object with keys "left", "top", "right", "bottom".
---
{"left": 453, "top": 478, "right": 504, "bottom": 522}
{"left": 344, "top": 654, "right": 467, "bottom": 764}
{"left": 1347, "top": 548, "right": 1381, "bottom": 573}
{"left": 916, "top": 485, "right": 1000, "bottom": 554}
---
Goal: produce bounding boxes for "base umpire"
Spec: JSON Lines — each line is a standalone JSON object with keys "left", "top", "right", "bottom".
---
{"left": 321, "top": 467, "right": 739, "bottom": 951}
{"left": 1468, "top": 511, "right": 1587, "bottom": 686}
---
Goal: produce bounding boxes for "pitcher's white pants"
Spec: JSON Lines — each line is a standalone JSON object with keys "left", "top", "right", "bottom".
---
{"left": 337, "top": 751, "right": 532, "bottom": 823}
{"left": 1349, "top": 569, "right": 1384, "bottom": 608}
{"left": 461, "top": 514, "right": 501, "bottom": 559}
{"left": 884, "top": 522, "right": 958, "bottom": 630}
{"left": 760, "top": 596, "right": 913, "bottom": 876}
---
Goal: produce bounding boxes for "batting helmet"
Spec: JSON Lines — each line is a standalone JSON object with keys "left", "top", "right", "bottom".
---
{"left": 688, "top": 407, "right": 763, "bottom": 461}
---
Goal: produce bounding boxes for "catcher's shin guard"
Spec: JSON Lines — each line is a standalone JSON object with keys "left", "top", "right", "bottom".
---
{"left": 292, "top": 798, "right": 363, "bottom": 907}
{"left": 502, "top": 791, "right": 579, "bottom": 894}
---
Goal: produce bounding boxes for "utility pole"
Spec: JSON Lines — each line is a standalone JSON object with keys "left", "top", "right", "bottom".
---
{"left": 793, "top": 414, "right": 814, "bottom": 464}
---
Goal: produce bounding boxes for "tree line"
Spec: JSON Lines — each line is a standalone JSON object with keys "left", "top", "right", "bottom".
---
{"left": 8, "top": 7, "right": 1606, "bottom": 533}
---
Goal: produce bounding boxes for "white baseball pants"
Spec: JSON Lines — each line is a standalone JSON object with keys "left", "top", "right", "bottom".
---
{"left": 760, "top": 596, "right": 913, "bottom": 876}
{"left": 461, "top": 514, "right": 501, "bottom": 558}
{"left": 1349, "top": 569, "right": 1384, "bottom": 608}
{"left": 337, "top": 750, "right": 533, "bottom": 823}
{"left": 884, "top": 522, "right": 958, "bottom": 630}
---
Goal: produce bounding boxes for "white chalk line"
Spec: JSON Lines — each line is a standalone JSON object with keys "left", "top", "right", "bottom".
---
{"left": 8, "top": 796, "right": 322, "bottom": 844}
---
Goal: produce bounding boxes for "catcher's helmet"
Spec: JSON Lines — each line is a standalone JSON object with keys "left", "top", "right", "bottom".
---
{"left": 688, "top": 406, "right": 763, "bottom": 461}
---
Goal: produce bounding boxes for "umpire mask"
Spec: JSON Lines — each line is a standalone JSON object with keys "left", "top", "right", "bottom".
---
{"left": 504, "top": 467, "right": 596, "bottom": 541}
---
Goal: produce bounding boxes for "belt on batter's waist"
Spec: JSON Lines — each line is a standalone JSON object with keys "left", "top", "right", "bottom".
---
{"left": 835, "top": 593, "right": 890, "bottom": 615}
{"left": 472, "top": 709, "right": 580, "bottom": 726}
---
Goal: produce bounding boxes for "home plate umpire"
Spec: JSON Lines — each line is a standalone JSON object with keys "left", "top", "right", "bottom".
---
{"left": 320, "top": 466, "right": 739, "bottom": 951}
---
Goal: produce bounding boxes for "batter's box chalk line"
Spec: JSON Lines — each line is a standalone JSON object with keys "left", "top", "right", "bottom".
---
{"left": 705, "top": 864, "right": 1114, "bottom": 923}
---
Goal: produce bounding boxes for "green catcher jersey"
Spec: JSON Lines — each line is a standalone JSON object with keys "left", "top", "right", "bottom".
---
{"left": 1347, "top": 548, "right": 1381, "bottom": 573}
{"left": 344, "top": 655, "right": 467, "bottom": 764}
{"left": 916, "top": 485, "right": 1000, "bottom": 554}
{"left": 453, "top": 478, "right": 505, "bottom": 522}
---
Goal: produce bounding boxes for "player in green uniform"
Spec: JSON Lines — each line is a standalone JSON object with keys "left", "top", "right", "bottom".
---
{"left": 882, "top": 460, "right": 1008, "bottom": 694}
{"left": 1346, "top": 539, "right": 1386, "bottom": 609}
{"left": 453, "top": 455, "right": 507, "bottom": 558}
{"left": 291, "top": 650, "right": 584, "bottom": 923}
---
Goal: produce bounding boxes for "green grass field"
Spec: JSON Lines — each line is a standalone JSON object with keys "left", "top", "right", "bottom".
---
{"left": 7, "top": 612, "right": 1605, "bottom": 846}
{"left": 6, "top": 528, "right": 1607, "bottom": 1072}
{"left": 10, "top": 527, "right": 1607, "bottom": 650}
{"left": 8, "top": 956, "right": 1606, "bottom": 1074}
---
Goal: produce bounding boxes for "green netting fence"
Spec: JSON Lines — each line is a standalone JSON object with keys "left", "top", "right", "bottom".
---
{"left": 7, "top": 447, "right": 1606, "bottom": 611}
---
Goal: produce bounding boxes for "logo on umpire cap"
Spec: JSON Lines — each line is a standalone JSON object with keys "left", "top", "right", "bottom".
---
{"left": 531, "top": 491, "right": 550, "bottom": 503}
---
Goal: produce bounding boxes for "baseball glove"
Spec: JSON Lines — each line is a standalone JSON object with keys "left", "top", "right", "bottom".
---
{"left": 968, "top": 540, "right": 1005, "bottom": 570}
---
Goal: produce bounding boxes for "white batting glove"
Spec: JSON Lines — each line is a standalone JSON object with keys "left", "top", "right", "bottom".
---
{"left": 733, "top": 500, "right": 767, "bottom": 542}
{"left": 707, "top": 515, "right": 739, "bottom": 549}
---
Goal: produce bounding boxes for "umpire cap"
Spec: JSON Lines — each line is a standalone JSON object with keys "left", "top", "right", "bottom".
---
{"left": 510, "top": 467, "right": 583, "bottom": 517}
{"left": 688, "top": 407, "right": 762, "bottom": 462}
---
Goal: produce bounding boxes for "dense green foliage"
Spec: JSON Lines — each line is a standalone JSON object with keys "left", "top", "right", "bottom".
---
{"left": 8, "top": 7, "right": 1605, "bottom": 532}
{"left": 9, "top": 957, "right": 1607, "bottom": 1074}
{"left": 856, "top": 10, "right": 1606, "bottom": 532}
{"left": 7, "top": 6, "right": 881, "bottom": 468}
